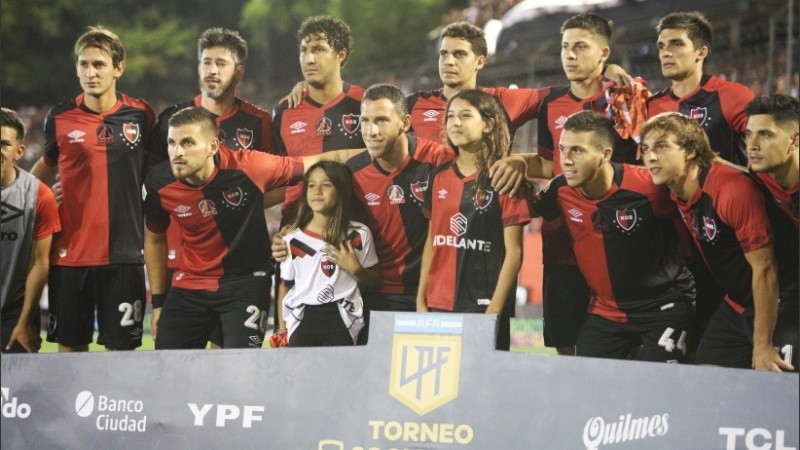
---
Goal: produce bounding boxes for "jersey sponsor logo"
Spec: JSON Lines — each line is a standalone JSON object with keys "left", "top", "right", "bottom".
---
{"left": 365, "top": 192, "right": 381, "bottom": 206}
{"left": 474, "top": 190, "right": 493, "bottom": 211}
{"left": 289, "top": 121, "right": 307, "bottom": 134}
{"left": 222, "top": 187, "right": 244, "bottom": 207}
{"left": 321, "top": 258, "right": 336, "bottom": 277}
{"left": 2, "top": 387, "right": 31, "bottom": 419}
{"left": 67, "top": 129, "right": 86, "bottom": 143}
{"left": 339, "top": 113, "right": 361, "bottom": 134}
{"left": 236, "top": 128, "right": 254, "bottom": 149}
{"left": 198, "top": 199, "right": 218, "bottom": 217}
{"left": 568, "top": 208, "right": 584, "bottom": 223}
{"left": 688, "top": 107, "right": 708, "bottom": 127}
{"left": 702, "top": 216, "right": 717, "bottom": 240}
{"left": 387, "top": 184, "right": 405, "bottom": 205}
{"left": 423, "top": 110, "right": 440, "bottom": 122}
{"left": 96, "top": 124, "right": 114, "bottom": 144}
{"left": 450, "top": 213, "right": 468, "bottom": 236}
{"left": 582, "top": 412, "right": 669, "bottom": 449}
{"left": 174, "top": 204, "right": 192, "bottom": 218}
{"left": 438, "top": 188, "right": 448, "bottom": 199}
{"left": 316, "top": 116, "right": 333, "bottom": 136}
{"left": 122, "top": 123, "right": 141, "bottom": 145}
{"left": 317, "top": 284, "right": 335, "bottom": 303}
{"left": 555, "top": 115, "right": 569, "bottom": 130}
{"left": 719, "top": 427, "right": 797, "bottom": 450}
{"left": 389, "top": 313, "right": 463, "bottom": 416}
{"left": 615, "top": 208, "right": 638, "bottom": 231}
{"left": 74, "top": 390, "right": 148, "bottom": 432}
{"left": 0, "top": 202, "right": 24, "bottom": 224}
{"left": 410, "top": 180, "right": 428, "bottom": 202}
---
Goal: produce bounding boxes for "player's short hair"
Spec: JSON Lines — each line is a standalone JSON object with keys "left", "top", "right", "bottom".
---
{"left": 441, "top": 22, "right": 488, "bottom": 57}
{"left": 656, "top": 12, "right": 714, "bottom": 53}
{"left": 562, "top": 110, "right": 615, "bottom": 150}
{"left": 745, "top": 94, "right": 800, "bottom": 131}
{"left": 198, "top": 27, "right": 248, "bottom": 65}
{"left": 74, "top": 25, "right": 125, "bottom": 68}
{"left": 297, "top": 15, "right": 353, "bottom": 67}
{"left": 1, "top": 107, "right": 26, "bottom": 142}
{"left": 363, "top": 84, "right": 408, "bottom": 117}
{"left": 561, "top": 13, "right": 612, "bottom": 42}
{"left": 168, "top": 107, "right": 219, "bottom": 137}
{"left": 641, "top": 112, "right": 715, "bottom": 166}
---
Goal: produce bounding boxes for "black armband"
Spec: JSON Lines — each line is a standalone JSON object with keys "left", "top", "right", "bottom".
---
{"left": 151, "top": 293, "right": 166, "bottom": 309}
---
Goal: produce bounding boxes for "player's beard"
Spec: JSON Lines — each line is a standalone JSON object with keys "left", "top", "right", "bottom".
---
{"left": 200, "top": 77, "right": 235, "bottom": 100}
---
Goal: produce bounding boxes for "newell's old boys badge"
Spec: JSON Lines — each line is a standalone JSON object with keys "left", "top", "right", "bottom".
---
{"left": 410, "top": 180, "right": 428, "bottom": 202}
{"left": 688, "top": 107, "right": 708, "bottom": 127}
{"left": 389, "top": 314, "right": 463, "bottom": 416}
{"left": 703, "top": 216, "right": 718, "bottom": 241}
{"left": 236, "top": 128, "right": 254, "bottom": 149}
{"left": 474, "top": 189, "right": 493, "bottom": 210}
{"left": 321, "top": 257, "right": 336, "bottom": 277}
{"left": 223, "top": 187, "right": 244, "bottom": 207}
{"left": 123, "top": 123, "right": 140, "bottom": 144}
{"left": 340, "top": 114, "right": 360, "bottom": 134}
{"left": 615, "top": 208, "right": 638, "bottom": 231}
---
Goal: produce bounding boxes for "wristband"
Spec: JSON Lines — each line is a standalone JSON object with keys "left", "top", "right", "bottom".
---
{"left": 151, "top": 293, "right": 166, "bottom": 309}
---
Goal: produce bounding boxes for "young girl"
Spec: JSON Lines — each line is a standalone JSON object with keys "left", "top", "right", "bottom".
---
{"left": 277, "top": 161, "right": 380, "bottom": 347}
{"left": 416, "top": 89, "right": 531, "bottom": 350}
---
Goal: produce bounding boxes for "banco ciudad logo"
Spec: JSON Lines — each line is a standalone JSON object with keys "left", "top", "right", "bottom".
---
{"left": 389, "top": 314, "right": 463, "bottom": 416}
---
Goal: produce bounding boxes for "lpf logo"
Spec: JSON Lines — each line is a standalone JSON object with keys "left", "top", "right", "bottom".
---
{"left": 389, "top": 314, "right": 463, "bottom": 416}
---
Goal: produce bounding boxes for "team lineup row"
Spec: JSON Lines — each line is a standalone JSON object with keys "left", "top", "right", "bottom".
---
{"left": 1, "top": 12, "right": 797, "bottom": 372}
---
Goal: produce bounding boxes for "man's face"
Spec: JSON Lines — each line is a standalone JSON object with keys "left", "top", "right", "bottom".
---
{"left": 167, "top": 123, "right": 218, "bottom": 185}
{"left": 561, "top": 28, "right": 609, "bottom": 83}
{"left": 76, "top": 46, "right": 123, "bottom": 98}
{"left": 642, "top": 131, "right": 691, "bottom": 188}
{"left": 439, "top": 36, "right": 485, "bottom": 90}
{"left": 657, "top": 28, "right": 705, "bottom": 82}
{"left": 199, "top": 46, "right": 242, "bottom": 100}
{"left": 360, "top": 98, "right": 409, "bottom": 161}
{"left": 746, "top": 114, "right": 799, "bottom": 174}
{"left": 558, "top": 129, "right": 607, "bottom": 189}
{"left": 1, "top": 126, "right": 24, "bottom": 182}
{"left": 299, "top": 34, "right": 345, "bottom": 88}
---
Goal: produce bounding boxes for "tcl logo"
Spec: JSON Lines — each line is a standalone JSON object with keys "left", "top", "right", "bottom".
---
{"left": 719, "top": 427, "right": 797, "bottom": 450}
{"left": 188, "top": 403, "right": 264, "bottom": 428}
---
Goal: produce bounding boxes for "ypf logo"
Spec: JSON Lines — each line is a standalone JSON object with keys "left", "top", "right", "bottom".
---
{"left": 2, "top": 387, "right": 31, "bottom": 419}
{"left": 389, "top": 314, "right": 463, "bottom": 416}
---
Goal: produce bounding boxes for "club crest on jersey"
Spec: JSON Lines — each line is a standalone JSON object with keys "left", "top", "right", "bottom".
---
{"left": 236, "top": 128, "right": 254, "bottom": 149}
{"left": 122, "top": 123, "right": 140, "bottom": 144}
{"left": 96, "top": 124, "right": 114, "bottom": 144}
{"left": 316, "top": 116, "right": 332, "bottom": 136}
{"left": 615, "top": 208, "right": 638, "bottom": 231}
{"left": 387, "top": 184, "right": 405, "bottom": 205}
{"left": 410, "top": 180, "right": 428, "bottom": 202}
{"left": 321, "top": 258, "right": 336, "bottom": 277}
{"left": 592, "top": 211, "right": 609, "bottom": 232}
{"left": 702, "top": 216, "right": 717, "bottom": 240}
{"left": 474, "top": 189, "right": 493, "bottom": 210}
{"left": 223, "top": 187, "right": 244, "bottom": 207}
{"left": 340, "top": 114, "right": 361, "bottom": 134}
{"left": 198, "top": 199, "right": 218, "bottom": 217}
{"left": 688, "top": 107, "right": 708, "bottom": 127}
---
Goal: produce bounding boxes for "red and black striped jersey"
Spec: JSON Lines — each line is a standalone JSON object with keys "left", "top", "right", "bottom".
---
{"left": 407, "top": 85, "right": 549, "bottom": 144}
{"left": 752, "top": 171, "right": 799, "bottom": 230}
{"left": 142, "top": 146, "right": 303, "bottom": 292}
{"left": 347, "top": 133, "right": 454, "bottom": 298}
{"left": 272, "top": 82, "right": 365, "bottom": 226}
{"left": 536, "top": 163, "right": 694, "bottom": 322}
{"left": 148, "top": 96, "right": 275, "bottom": 269}
{"left": 43, "top": 92, "right": 155, "bottom": 266}
{"left": 423, "top": 160, "right": 530, "bottom": 312}
{"left": 648, "top": 74, "right": 753, "bottom": 166}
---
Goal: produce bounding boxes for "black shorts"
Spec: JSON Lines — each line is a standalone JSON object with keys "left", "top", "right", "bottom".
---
{"left": 288, "top": 302, "right": 355, "bottom": 347}
{"left": 1, "top": 300, "right": 41, "bottom": 354}
{"left": 206, "top": 275, "right": 273, "bottom": 348}
{"left": 696, "top": 300, "right": 799, "bottom": 370}
{"left": 542, "top": 264, "right": 591, "bottom": 348}
{"left": 576, "top": 301, "right": 694, "bottom": 362}
{"left": 46, "top": 265, "right": 145, "bottom": 349}
{"left": 685, "top": 257, "right": 724, "bottom": 353}
{"left": 155, "top": 275, "right": 270, "bottom": 349}
{"left": 358, "top": 292, "right": 417, "bottom": 345}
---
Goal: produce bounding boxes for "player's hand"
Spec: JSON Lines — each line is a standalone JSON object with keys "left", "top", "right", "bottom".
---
{"left": 604, "top": 64, "right": 636, "bottom": 88}
{"left": 752, "top": 343, "right": 794, "bottom": 372}
{"left": 489, "top": 155, "right": 526, "bottom": 195}
{"left": 279, "top": 81, "right": 308, "bottom": 108}
{"left": 52, "top": 174, "right": 63, "bottom": 207}
{"left": 6, "top": 323, "right": 41, "bottom": 353}
{"left": 150, "top": 307, "right": 162, "bottom": 342}
{"left": 271, "top": 227, "right": 290, "bottom": 262}
{"left": 269, "top": 329, "right": 288, "bottom": 348}
{"left": 325, "top": 241, "right": 361, "bottom": 275}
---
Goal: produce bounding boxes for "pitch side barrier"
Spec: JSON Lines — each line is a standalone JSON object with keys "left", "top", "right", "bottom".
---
{"left": 2, "top": 312, "right": 797, "bottom": 449}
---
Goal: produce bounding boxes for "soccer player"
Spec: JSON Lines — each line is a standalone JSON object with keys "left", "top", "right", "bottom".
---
{"left": 30, "top": 26, "right": 155, "bottom": 352}
{"left": 641, "top": 112, "right": 797, "bottom": 371}
{"left": 1, "top": 108, "right": 60, "bottom": 353}
{"left": 532, "top": 111, "right": 695, "bottom": 362}
{"left": 143, "top": 107, "right": 360, "bottom": 349}
{"left": 647, "top": 12, "right": 754, "bottom": 167}
{"left": 744, "top": 94, "right": 799, "bottom": 229}
{"left": 272, "top": 15, "right": 365, "bottom": 228}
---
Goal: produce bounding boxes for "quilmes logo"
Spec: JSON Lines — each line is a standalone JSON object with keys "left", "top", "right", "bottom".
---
{"left": 74, "top": 390, "right": 147, "bottom": 432}
{"left": 2, "top": 387, "right": 31, "bottom": 418}
{"left": 389, "top": 314, "right": 463, "bottom": 416}
{"left": 582, "top": 412, "right": 669, "bottom": 450}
